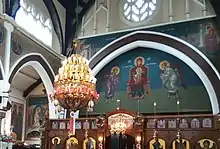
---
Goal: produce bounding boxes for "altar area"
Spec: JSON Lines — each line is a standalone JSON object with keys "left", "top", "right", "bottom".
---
{"left": 43, "top": 109, "right": 220, "bottom": 149}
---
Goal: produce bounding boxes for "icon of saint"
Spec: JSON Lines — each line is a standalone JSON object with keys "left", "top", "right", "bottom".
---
{"left": 174, "top": 137, "right": 187, "bottom": 149}
{"left": 153, "top": 138, "right": 163, "bottom": 149}
{"left": 86, "top": 137, "right": 95, "bottom": 149}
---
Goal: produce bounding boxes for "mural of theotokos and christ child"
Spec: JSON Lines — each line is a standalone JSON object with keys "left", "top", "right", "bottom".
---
{"left": 127, "top": 57, "right": 150, "bottom": 99}
{"left": 101, "top": 56, "right": 186, "bottom": 100}
{"left": 96, "top": 48, "right": 210, "bottom": 113}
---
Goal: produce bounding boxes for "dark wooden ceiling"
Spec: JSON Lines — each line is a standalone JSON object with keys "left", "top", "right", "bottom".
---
{"left": 58, "top": 0, "right": 96, "bottom": 53}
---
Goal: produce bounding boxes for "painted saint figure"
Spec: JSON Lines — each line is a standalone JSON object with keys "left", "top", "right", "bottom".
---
{"left": 153, "top": 138, "right": 163, "bottom": 149}
{"left": 204, "top": 26, "right": 219, "bottom": 53}
{"left": 86, "top": 137, "right": 95, "bottom": 149}
{"left": 105, "top": 66, "right": 120, "bottom": 99}
{"left": 159, "top": 61, "right": 186, "bottom": 99}
{"left": 33, "top": 107, "right": 41, "bottom": 128}
{"left": 127, "top": 57, "right": 150, "bottom": 99}
{"left": 198, "top": 140, "right": 216, "bottom": 149}
{"left": 52, "top": 137, "right": 61, "bottom": 149}
{"left": 174, "top": 137, "right": 187, "bottom": 149}
{"left": 66, "top": 138, "right": 78, "bottom": 149}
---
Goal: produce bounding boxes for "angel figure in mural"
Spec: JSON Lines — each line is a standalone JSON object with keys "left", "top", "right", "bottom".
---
{"left": 105, "top": 66, "right": 120, "bottom": 100}
{"left": 204, "top": 26, "right": 220, "bottom": 53}
{"left": 159, "top": 60, "right": 186, "bottom": 99}
{"left": 127, "top": 56, "right": 150, "bottom": 99}
{"left": 33, "top": 107, "right": 41, "bottom": 128}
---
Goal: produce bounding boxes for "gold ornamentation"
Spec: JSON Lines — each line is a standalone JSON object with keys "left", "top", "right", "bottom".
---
{"left": 198, "top": 139, "right": 215, "bottom": 148}
{"left": 52, "top": 137, "right": 61, "bottom": 144}
{"left": 108, "top": 113, "right": 134, "bottom": 134}
{"left": 83, "top": 137, "right": 96, "bottom": 149}
{"left": 149, "top": 138, "right": 166, "bottom": 149}
{"left": 50, "top": 47, "right": 99, "bottom": 111}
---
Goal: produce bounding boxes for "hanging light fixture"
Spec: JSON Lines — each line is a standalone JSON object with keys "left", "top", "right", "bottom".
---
{"left": 50, "top": 39, "right": 99, "bottom": 111}
{"left": 50, "top": 0, "right": 99, "bottom": 137}
{"left": 50, "top": 39, "right": 99, "bottom": 135}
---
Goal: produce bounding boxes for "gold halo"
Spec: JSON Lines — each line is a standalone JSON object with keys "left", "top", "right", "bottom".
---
{"left": 52, "top": 137, "right": 61, "bottom": 144}
{"left": 198, "top": 139, "right": 215, "bottom": 148}
{"left": 134, "top": 57, "right": 145, "bottom": 66}
{"left": 111, "top": 66, "right": 120, "bottom": 75}
{"left": 159, "top": 60, "right": 170, "bottom": 70}
{"left": 67, "top": 137, "right": 79, "bottom": 145}
{"left": 83, "top": 137, "right": 96, "bottom": 149}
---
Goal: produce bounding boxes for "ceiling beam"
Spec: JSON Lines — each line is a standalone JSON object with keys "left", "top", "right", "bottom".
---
{"left": 210, "top": 0, "right": 220, "bottom": 27}
{"left": 18, "top": 71, "right": 38, "bottom": 81}
{"left": 23, "top": 78, "right": 42, "bottom": 98}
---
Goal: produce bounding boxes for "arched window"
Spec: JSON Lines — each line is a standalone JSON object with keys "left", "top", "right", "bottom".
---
{"left": 15, "top": 0, "right": 52, "bottom": 47}
{"left": 122, "top": 0, "right": 159, "bottom": 23}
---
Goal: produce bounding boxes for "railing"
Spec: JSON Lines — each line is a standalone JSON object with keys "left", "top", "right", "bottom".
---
{"left": 0, "top": 141, "right": 13, "bottom": 149}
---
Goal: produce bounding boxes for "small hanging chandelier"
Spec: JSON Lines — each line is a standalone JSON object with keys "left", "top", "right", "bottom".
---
{"left": 50, "top": 39, "right": 99, "bottom": 112}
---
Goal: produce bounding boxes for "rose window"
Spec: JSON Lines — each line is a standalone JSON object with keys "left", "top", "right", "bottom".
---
{"left": 123, "top": 0, "right": 157, "bottom": 22}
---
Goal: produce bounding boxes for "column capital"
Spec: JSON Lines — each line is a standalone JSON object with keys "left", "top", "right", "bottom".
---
{"left": 4, "top": 21, "right": 14, "bottom": 33}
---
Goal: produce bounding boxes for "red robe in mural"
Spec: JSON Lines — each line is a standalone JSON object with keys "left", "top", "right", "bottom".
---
{"left": 127, "top": 57, "right": 150, "bottom": 99}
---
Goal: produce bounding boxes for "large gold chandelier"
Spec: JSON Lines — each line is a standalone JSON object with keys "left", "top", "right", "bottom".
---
{"left": 50, "top": 39, "right": 99, "bottom": 111}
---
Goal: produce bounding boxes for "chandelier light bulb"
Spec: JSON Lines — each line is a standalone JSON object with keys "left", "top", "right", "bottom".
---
{"left": 177, "top": 100, "right": 180, "bottom": 105}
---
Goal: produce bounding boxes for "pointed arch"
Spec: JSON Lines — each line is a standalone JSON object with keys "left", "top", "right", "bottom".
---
{"left": 0, "top": 60, "right": 4, "bottom": 80}
{"left": 89, "top": 31, "right": 220, "bottom": 114}
{"left": 9, "top": 53, "right": 56, "bottom": 118}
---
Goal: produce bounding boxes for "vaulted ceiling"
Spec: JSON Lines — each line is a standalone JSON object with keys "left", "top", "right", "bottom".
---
{"left": 57, "top": 0, "right": 95, "bottom": 54}
{"left": 8, "top": 0, "right": 220, "bottom": 97}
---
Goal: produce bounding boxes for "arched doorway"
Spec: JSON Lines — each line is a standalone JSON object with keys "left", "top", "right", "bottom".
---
{"left": 105, "top": 134, "right": 135, "bottom": 149}
{"left": 89, "top": 31, "right": 220, "bottom": 114}
{"left": 9, "top": 53, "right": 56, "bottom": 119}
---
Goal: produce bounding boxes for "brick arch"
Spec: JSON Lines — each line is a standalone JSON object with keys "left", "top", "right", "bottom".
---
{"left": 89, "top": 31, "right": 220, "bottom": 114}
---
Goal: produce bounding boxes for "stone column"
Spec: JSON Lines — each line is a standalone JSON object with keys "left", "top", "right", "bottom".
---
{"left": 1, "top": 20, "right": 13, "bottom": 108}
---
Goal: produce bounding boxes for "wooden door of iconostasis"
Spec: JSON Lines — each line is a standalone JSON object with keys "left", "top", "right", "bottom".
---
{"left": 105, "top": 133, "right": 136, "bottom": 149}
{"left": 104, "top": 109, "right": 143, "bottom": 149}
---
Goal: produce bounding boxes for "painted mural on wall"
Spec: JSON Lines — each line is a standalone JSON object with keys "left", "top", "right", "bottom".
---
{"left": 26, "top": 96, "right": 49, "bottom": 139}
{"left": 80, "top": 17, "right": 220, "bottom": 71}
{"left": 95, "top": 48, "right": 211, "bottom": 113}
{"left": 11, "top": 33, "right": 23, "bottom": 55}
{"left": 11, "top": 102, "right": 24, "bottom": 140}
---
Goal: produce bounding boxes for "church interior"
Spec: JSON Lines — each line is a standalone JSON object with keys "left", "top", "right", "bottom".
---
{"left": 0, "top": 0, "right": 220, "bottom": 149}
